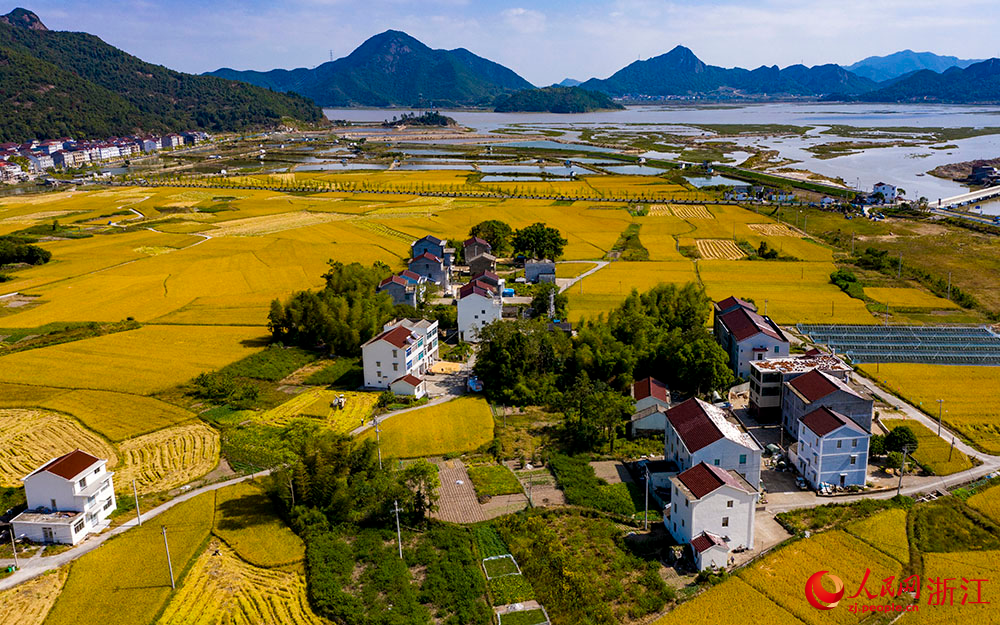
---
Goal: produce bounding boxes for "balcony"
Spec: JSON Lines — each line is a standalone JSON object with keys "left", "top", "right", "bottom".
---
{"left": 75, "top": 472, "right": 114, "bottom": 498}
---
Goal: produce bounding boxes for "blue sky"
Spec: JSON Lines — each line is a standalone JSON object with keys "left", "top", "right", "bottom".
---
{"left": 8, "top": 0, "right": 1000, "bottom": 85}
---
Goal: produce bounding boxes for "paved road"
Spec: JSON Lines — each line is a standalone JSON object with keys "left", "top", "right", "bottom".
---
{"left": 558, "top": 260, "right": 609, "bottom": 294}
{"left": 0, "top": 471, "right": 269, "bottom": 591}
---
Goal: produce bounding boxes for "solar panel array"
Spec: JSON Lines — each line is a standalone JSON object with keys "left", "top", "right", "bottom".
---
{"left": 797, "top": 325, "right": 1000, "bottom": 365}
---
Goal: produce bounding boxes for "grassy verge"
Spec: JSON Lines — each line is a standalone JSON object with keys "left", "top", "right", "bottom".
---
{"left": 468, "top": 464, "right": 524, "bottom": 499}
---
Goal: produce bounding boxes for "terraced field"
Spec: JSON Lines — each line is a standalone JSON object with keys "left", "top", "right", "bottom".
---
{"left": 155, "top": 542, "right": 327, "bottom": 625}
{"left": 696, "top": 239, "right": 745, "bottom": 260}
{"left": 0, "top": 409, "right": 117, "bottom": 486}
{"left": 0, "top": 568, "right": 67, "bottom": 625}
{"left": 116, "top": 422, "right": 220, "bottom": 494}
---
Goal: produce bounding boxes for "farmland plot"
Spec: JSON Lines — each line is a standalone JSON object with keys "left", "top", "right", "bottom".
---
{"left": 257, "top": 388, "right": 377, "bottom": 432}
{"left": 968, "top": 484, "right": 1000, "bottom": 525}
{"left": 652, "top": 577, "right": 803, "bottom": 625}
{"left": 862, "top": 287, "right": 959, "bottom": 309}
{"left": 116, "top": 422, "right": 220, "bottom": 494}
{"left": 213, "top": 482, "right": 305, "bottom": 567}
{"left": 39, "top": 390, "right": 196, "bottom": 441}
{"left": 363, "top": 397, "right": 495, "bottom": 458}
{"left": 696, "top": 239, "right": 745, "bottom": 260}
{"left": 0, "top": 409, "right": 117, "bottom": 487}
{"left": 843, "top": 508, "right": 911, "bottom": 563}
{"left": 669, "top": 204, "right": 713, "bottom": 219}
{"left": 900, "top": 550, "right": 1000, "bottom": 624}
{"left": 748, "top": 223, "right": 800, "bottom": 237}
{"left": 567, "top": 261, "right": 699, "bottom": 321}
{"left": 0, "top": 568, "right": 67, "bottom": 625}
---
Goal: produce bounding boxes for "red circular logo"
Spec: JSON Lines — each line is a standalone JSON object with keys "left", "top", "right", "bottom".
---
{"left": 805, "top": 571, "right": 845, "bottom": 610}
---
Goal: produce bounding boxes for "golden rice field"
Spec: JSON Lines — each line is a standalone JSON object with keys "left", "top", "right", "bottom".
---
{"left": 669, "top": 204, "right": 714, "bottom": 219}
{"left": 116, "top": 422, "right": 220, "bottom": 494}
{"left": 257, "top": 388, "right": 377, "bottom": 433}
{"left": 967, "top": 483, "right": 1000, "bottom": 525}
{"left": 651, "top": 577, "right": 803, "bottom": 625}
{"left": 0, "top": 568, "right": 67, "bottom": 625}
{"left": 843, "top": 508, "right": 911, "bottom": 564}
{"left": 860, "top": 364, "right": 1000, "bottom": 454}
{"left": 639, "top": 218, "right": 693, "bottom": 261}
{"left": 900, "top": 550, "right": 1000, "bottom": 624}
{"left": 0, "top": 325, "right": 266, "bottom": 395}
{"left": 748, "top": 223, "right": 801, "bottom": 237}
{"left": 739, "top": 530, "right": 903, "bottom": 625}
{"left": 44, "top": 491, "right": 216, "bottom": 625}
{"left": 696, "top": 239, "right": 746, "bottom": 260}
{"left": 206, "top": 210, "right": 352, "bottom": 237}
{"left": 213, "top": 482, "right": 305, "bottom": 568}
{"left": 155, "top": 542, "right": 327, "bottom": 625}
{"left": 882, "top": 419, "right": 974, "bottom": 476}
{"left": 0, "top": 409, "right": 117, "bottom": 487}
{"left": 39, "top": 389, "right": 196, "bottom": 441}
{"left": 862, "top": 287, "right": 959, "bottom": 309}
{"left": 700, "top": 261, "right": 874, "bottom": 324}
{"left": 363, "top": 396, "right": 495, "bottom": 458}
{"left": 555, "top": 262, "right": 598, "bottom": 278}
{"left": 567, "top": 260, "right": 699, "bottom": 321}
{"left": 647, "top": 204, "right": 672, "bottom": 216}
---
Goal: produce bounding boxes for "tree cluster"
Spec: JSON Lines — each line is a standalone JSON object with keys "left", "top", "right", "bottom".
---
{"left": 468, "top": 220, "right": 513, "bottom": 254}
{"left": 511, "top": 222, "right": 567, "bottom": 260}
{"left": 0, "top": 236, "right": 51, "bottom": 266}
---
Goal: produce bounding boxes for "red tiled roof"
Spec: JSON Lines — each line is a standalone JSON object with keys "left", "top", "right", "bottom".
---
{"left": 666, "top": 398, "right": 723, "bottom": 453}
{"left": 37, "top": 450, "right": 101, "bottom": 480}
{"left": 460, "top": 286, "right": 492, "bottom": 300}
{"left": 410, "top": 252, "right": 442, "bottom": 264}
{"left": 378, "top": 275, "right": 407, "bottom": 288}
{"left": 371, "top": 325, "right": 414, "bottom": 349}
{"left": 400, "top": 270, "right": 422, "bottom": 281}
{"left": 787, "top": 370, "right": 839, "bottom": 403}
{"left": 718, "top": 307, "right": 783, "bottom": 342}
{"left": 464, "top": 236, "right": 490, "bottom": 248}
{"left": 392, "top": 374, "right": 422, "bottom": 387}
{"left": 800, "top": 407, "right": 865, "bottom": 437}
{"left": 714, "top": 296, "right": 755, "bottom": 313}
{"left": 677, "top": 462, "right": 752, "bottom": 499}
{"left": 469, "top": 270, "right": 500, "bottom": 286}
{"left": 691, "top": 531, "right": 728, "bottom": 554}
{"left": 634, "top": 377, "right": 669, "bottom": 403}
{"left": 459, "top": 280, "right": 495, "bottom": 298}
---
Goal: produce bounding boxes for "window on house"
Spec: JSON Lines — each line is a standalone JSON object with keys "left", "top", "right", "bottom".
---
{"left": 375, "top": 361, "right": 381, "bottom": 367}
{"left": 376, "top": 371, "right": 382, "bottom": 378}
{"left": 73, "top": 520, "right": 85, "bottom": 533}
{"left": 739, "top": 454, "right": 747, "bottom": 464}
{"left": 722, "top": 517, "right": 729, "bottom": 527}
{"left": 774, "top": 346, "right": 779, "bottom": 353}
{"left": 103, "top": 498, "right": 113, "bottom": 510}
{"left": 392, "top": 350, "right": 397, "bottom": 358}
{"left": 685, "top": 499, "right": 688, "bottom": 508}
{"left": 93, "top": 467, "right": 100, "bottom": 475}
{"left": 50, "top": 499, "right": 57, "bottom": 510}
{"left": 727, "top": 500, "right": 734, "bottom": 508}
{"left": 850, "top": 456, "right": 857, "bottom": 465}
{"left": 681, "top": 519, "right": 685, "bottom": 527}
{"left": 852, "top": 439, "right": 858, "bottom": 447}
{"left": 393, "top": 363, "right": 398, "bottom": 371}
{"left": 837, "top": 440, "right": 842, "bottom": 448}
{"left": 713, "top": 459, "right": 720, "bottom": 466}
{"left": 78, "top": 477, "right": 87, "bottom": 489}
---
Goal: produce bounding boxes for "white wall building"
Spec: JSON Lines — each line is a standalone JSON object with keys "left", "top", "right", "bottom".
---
{"left": 666, "top": 462, "right": 758, "bottom": 570}
{"left": 713, "top": 297, "right": 789, "bottom": 379}
{"left": 748, "top": 353, "right": 851, "bottom": 421}
{"left": 457, "top": 283, "right": 502, "bottom": 342}
{"left": 11, "top": 450, "right": 116, "bottom": 545}
{"left": 795, "top": 407, "right": 870, "bottom": 490}
{"left": 873, "top": 182, "right": 897, "bottom": 202}
{"left": 361, "top": 319, "right": 438, "bottom": 390}
{"left": 665, "top": 398, "right": 763, "bottom": 489}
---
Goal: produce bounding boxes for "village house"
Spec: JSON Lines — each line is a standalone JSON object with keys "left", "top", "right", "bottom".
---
{"left": 463, "top": 236, "right": 492, "bottom": 261}
{"left": 793, "top": 406, "right": 870, "bottom": 490}
{"left": 361, "top": 319, "right": 438, "bottom": 390}
{"left": 11, "top": 450, "right": 116, "bottom": 545}
{"left": 412, "top": 235, "right": 454, "bottom": 267}
{"left": 665, "top": 398, "right": 763, "bottom": 488}
{"left": 408, "top": 252, "right": 449, "bottom": 289}
{"left": 377, "top": 274, "right": 420, "bottom": 307}
{"left": 457, "top": 281, "right": 503, "bottom": 342}
{"left": 666, "top": 462, "right": 758, "bottom": 570}
{"left": 713, "top": 296, "right": 789, "bottom": 379}
{"left": 748, "top": 352, "right": 851, "bottom": 421}
{"left": 873, "top": 182, "right": 897, "bottom": 203}
{"left": 781, "top": 369, "right": 874, "bottom": 437}
{"left": 633, "top": 376, "right": 671, "bottom": 412}
{"left": 524, "top": 259, "right": 556, "bottom": 284}
{"left": 389, "top": 373, "right": 427, "bottom": 399}
{"left": 629, "top": 376, "right": 672, "bottom": 438}
{"left": 467, "top": 252, "right": 497, "bottom": 275}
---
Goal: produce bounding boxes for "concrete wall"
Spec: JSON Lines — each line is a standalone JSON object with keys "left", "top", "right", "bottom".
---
{"left": 457, "top": 294, "right": 501, "bottom": 342}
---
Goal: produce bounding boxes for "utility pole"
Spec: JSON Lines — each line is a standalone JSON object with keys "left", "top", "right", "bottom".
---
{"left": 947, "top": 272, "right": 952, "bottom": 301}
{"left": 949, "top": 436, "right": 956, "bottom": 462}
{"left": 896, "top": 446, "right": 909, "bottom": 497}
{"left": 132, "top": 479, "right": 142, "bottom": 526}
{"left": 372, "top": 416, "right": 383, "bottom": 470}
{"left": 9, "top": 528, "right": 17, "bottom": 569}
{"left": 393, "top": 500, "right": 403, "bottom": 559}
{"left": 162, "top": 526, "right": 175, "bottom": 590}
{"left": 937, "top": 399, "right": 944, "bottom": 436}
{"left": 851, "top": 232, "right": 855, "bottom": 255}
{"left": 643, "top": 465, "right": 650, "bottom": 531}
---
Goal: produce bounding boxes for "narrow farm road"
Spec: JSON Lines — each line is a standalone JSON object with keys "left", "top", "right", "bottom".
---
{"left": 0, "top": 470, "right": 270, "bottom": 591}
{"left": 557, "top": 260, "right": 609, "bottom": 294}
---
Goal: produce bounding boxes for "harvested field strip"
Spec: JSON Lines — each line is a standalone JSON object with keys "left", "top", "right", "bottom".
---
{"left": 0, "top": 568, "right": 68, "bottom": 625}
{"left": 39, "top": 390, "right": 197, "bottom": 442}
{"left": 213, "top": 482, "right": 305, "bottom": 568}
{"left": 647, "top": 204, "right": 672, "bottom": 216}
{"left": 0, "top": 409, "right": 118, "bottom": 487}
{"left": 748, "top": 223, "right": 800, "bottom": 237}
{"left": 208, "top": 211, "right": 351, "bottom": 237}
{"left": 155, "top": 541, "right": 327, "bottom": 625}
{"left": 256, "top": 388, "right": 378, "bottom": 432}
{"left": 116, "top": 422, "right": 220, "bottom": 494}
{"left": 696, "top": 239, "right": 745, "bottom": 260}
{"left": 354, "top": 220, "right": 418, "bottom": 243}
{"left": 670, "top": 204, "right": 714, "bottom": 219}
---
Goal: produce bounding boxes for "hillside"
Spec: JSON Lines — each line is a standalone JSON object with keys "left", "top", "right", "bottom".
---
{"left": 494, "top": 86, "right": 623, "bottom": 113}
{"left": 0, "top": 8, "right": 323, "bottom": 141}
{"left": 847, "top": 58, "right": 1000, "bottom": 103}
{"left": 209, "top": 30, "right": 534, "bottom": 107}
{"left": 580, "top": 45, "right": 876, "bottom": 98}
{"left": 845, "top": 50, "right": 983, "bottom": 82}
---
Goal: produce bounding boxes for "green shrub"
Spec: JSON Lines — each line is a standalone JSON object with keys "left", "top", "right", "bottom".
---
{"left": 488, "top": 574, "right": 535, "bottom": 604}
{"left": 548, "top": 455, "right": 638, "bottom": 516}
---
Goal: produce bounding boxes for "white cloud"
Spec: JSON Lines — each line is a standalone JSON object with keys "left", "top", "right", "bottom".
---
{"left": 501, "top": 7, "right": 546, "bottom": 35}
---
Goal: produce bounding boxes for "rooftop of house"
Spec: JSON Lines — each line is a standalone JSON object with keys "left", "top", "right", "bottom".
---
{"left": 378, "top": 275, "right": 409, "bottom": 289}
{"left": 469, "top": 270, "right": 500, "bottom": 286}
{"left": 666, "top": 398, "right": 760, "bottom": 454}
{"left": 26, "top": 449, "right": 102, "bottom": 481}
{"left": 399, "top": 269, "right": 423, "bottom": 282}
{"left": 459, "top": 279, "right": 497, "bottom": 298}
{"left": 673, "top": 462, "right": 756, "bottom": 500}
{"left": 787, "top": 369, "right": 866, "bottom": 404}
{"left": 12, "top": 509, "right": 82, "bottom": 525}
{"left": 410, "top": 252, "right": 442, "bottom": 264}
{"left": 413, "top": 234, "right": 444, "bottom": 246}
{"left": 714, "top": 296, "right": 755, "bottom": 314}
{"left": 464, "top": 236, "right": 490, "bottom": 248}
{"left": 468, "top": 252, "right": 497, "bottom": 263}
{"left": 749, "top": 353, "right": 851, "bottom": 376}
{"left": 630, "top": 404, "right": 666, "bottom": 423}
{"left": 392, "top": 374, "right": 422, "bottom": 387}
{"left": 718, "top": 306, "right": 785, "bottom": 343}
{"left": 691, "top": 531, "right": 728, "bottom": 554}
{"left": 390, "top": 317, "right": 438, "bottom": 333}
{"left": 459, "top": 286, "right": 493, "bottom": 300}
{"left": 633, "top": 377, "right": 670, "bottom": 403}
{"left": 800, "top": 406, "right": 868, "bottom": 437}
{"left": 364, "top": 325, "right": 415, "bottom": 349}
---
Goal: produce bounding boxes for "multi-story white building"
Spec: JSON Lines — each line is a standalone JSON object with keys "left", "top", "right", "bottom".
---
{"left": 713, "top": 297, "right": 789, "bottom": 379}
{"left": 11, "top": 450, "right": 116, "bottom": 545}
{"left": 748, "top": 352, "right": 851, "bottom": 422}
{"left": 664, "top": 398, "right": 763, "bottom": 488}
{"left": 666, "top": 462, "right": 758, "bottom": 570}
{"left": 361, "top": 319, "right": 438, "bottom": 391}
{"left": 873, "top": 182, "right": 897, "bottom": 203}
{"left": 795, "top": 407, "right": 870, "bottom": 490}
{"left": 457, "top": 280, "right": 503, "bottom": 342}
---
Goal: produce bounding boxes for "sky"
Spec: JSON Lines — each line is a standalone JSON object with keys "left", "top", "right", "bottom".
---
{"left": 8, "top": 0, "right": 1000, "bottom": 85}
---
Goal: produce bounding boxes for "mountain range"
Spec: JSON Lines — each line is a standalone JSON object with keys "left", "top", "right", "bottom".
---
{"left": 209, "top": 30, "right": 534, "bottom": 108}
{"left": 0, "top": 8, "right": 322, "bottom": 142}
{"left": 843, "top": 50, "right": 983, "bottom": 82}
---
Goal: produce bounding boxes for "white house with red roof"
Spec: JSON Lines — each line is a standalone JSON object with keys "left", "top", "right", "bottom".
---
{"left": 713, "top": 297, "right": 789, "bottom": 378}
{"left": 390, "top": 374, "right": 426, "bottom": 399}
{"left": 11, "top": 450, "right": 116, "bottom": 545}
{"left": 361, "top": 319, "right": 438, "bottom": 390}
{"left": 781, "top": 369, "right": 873, "bottom": 437}
{"left": 628, "top": 377, "right": 672, "bottom": 437}
{"left": 457, "top": 280, "right": 503, "bottom": 342}
{"left": 795, "top": 406, "right": 870, "bottom": 490}
{"left": 667, "top": 462, "right": 758, "bottom": 569}
{"left": 408, "top": 252, "right": 450, "bottom": 289}
{"left": 664, "top": 398, "right": 762, "bottom": 488}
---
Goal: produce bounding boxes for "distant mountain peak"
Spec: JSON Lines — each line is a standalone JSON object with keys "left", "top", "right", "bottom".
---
{"left": 1, "top": 8, "right": 48, "bottom": 31}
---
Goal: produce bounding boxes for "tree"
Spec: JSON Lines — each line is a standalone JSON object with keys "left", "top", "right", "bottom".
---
{"left": 529, "top": 282, "right": 568, "bottom": 319}
{"left": 469, "top": 220, "right": 513, "bottom": 253}
{"left": 511, "top": 222, "right": 567, "bottom": 260}
{"left": 885, "top": 426, "right": 919, "bottom": 454}
{"left": 869, "top": 433, "right": 886, "bottom": 457}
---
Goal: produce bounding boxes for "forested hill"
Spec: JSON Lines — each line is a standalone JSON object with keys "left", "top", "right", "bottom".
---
{"left": 494, "top": 86, "right": 624, "bottom": 113}
{"left": 842, "top": 58, "right": 1000, "bottom": 104}
{"left": 209, "top": 30, "right": 535, "bottom": 107}
{"left": 0, "top": 8, "right": 323, "bottom": 141}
